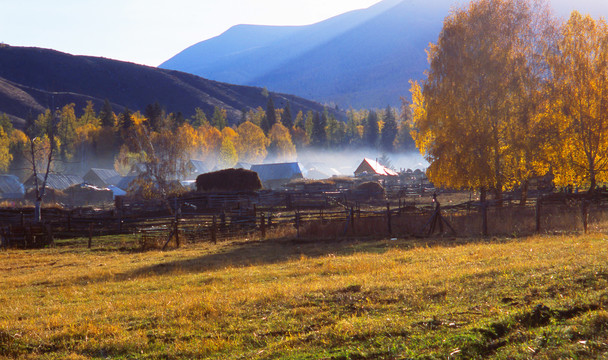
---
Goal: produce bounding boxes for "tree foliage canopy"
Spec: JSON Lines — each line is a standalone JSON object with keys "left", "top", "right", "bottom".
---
{"left": 411, "top": 0, "right": 554, "bottom": 196}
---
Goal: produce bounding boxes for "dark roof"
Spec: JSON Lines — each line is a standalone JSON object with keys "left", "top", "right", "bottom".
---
{"left": 188, "top": 160, "right": 208, "bottom": 174}
{"left": 128, "top": 163, "right": 147, "bottom": 176}
{"left": 25, "top": 173, "right": 84, "bottom": 191}
{"left": 250, "top": 162, "right": 304, "bottom": 181}
{"left": 116, "top": 176, "right": 137, "bottom": 191}
{"left": 0, "top": 174, "right": 24, "bottom": 198}
{"left": 84, "top": 168, "right": 121, "bottom": 186}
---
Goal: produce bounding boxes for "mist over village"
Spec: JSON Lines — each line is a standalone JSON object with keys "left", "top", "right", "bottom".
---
{"left": 2, "top": 0, "right": 608, "bottom": 358}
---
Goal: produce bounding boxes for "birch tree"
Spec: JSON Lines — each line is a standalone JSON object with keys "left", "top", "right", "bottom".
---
{"left": 410, "top": 0, "right": 554, "bottom": 201}
{"left": 544, "top": 12, "right": 608, "bottom": 191}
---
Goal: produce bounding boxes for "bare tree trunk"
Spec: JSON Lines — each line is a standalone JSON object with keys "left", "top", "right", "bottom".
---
{"left": 30, "top": 113, "right": 57, "bottom": 223}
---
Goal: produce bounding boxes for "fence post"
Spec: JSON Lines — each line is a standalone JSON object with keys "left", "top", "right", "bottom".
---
{"left": 68, "top": 211, "right": 72, "bottom": 232}
{"left": 350, "top": 207, "right": 355, "bottom": 231}
{"left": 386, "top": 203, "right": 392, "bottom": 235}
{"left": 535, "top": 197, "right": 542, "bottom": 233}
{"left": 482, "top": 201, "right": 488, "bottom": 237}
{"left": 260, "top": 213, "right": 266, "bottom": 239}
{"left": 211, "top": 215, "right": 217, "bottom": 244}
{"left": 174, "top": 218, "right": 180, "bottom": 247}
{"left": 295, "top": 211, "right": 300, "bottom": 238}
{"left": 582, "top": 200, "right": 588, "bottom": 234}
{"left": 88, "top": 223, "right": 93, "bottom": 249}
{"left": 46, "top": 224, "right": 54, "bottom": 247}
{"left": 220, "top": 211, "right": 226, "bottom": 230}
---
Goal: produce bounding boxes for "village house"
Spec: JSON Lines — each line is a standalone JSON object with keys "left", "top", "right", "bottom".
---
{"left": 354, "top": 158, "right": 399, "bottom": 177}
{"left": 250, "top": 162, "right": 304, "bottom": 190}
{"left": 0, "top": 174, "right": 25, "bottom": 199}
{"left": 23, "top": 173, "right": 84, "bottom": 191}
{"left": 83, "top": 168, "right": 121, "bottom": 188}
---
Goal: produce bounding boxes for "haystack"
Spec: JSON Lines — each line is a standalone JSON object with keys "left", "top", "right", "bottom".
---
{"left": 196, "top": 168, "right": 262, "bottom": 192}
{"left": 355, "top": 181, "right": 385, "bottom": 199}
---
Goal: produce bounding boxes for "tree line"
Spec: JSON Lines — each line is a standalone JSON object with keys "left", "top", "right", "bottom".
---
{"left": 0, "top": 96, "right": 415, "bottom": 196}
{"left": 410, "top": 0, "right": 608, "bottom": 202}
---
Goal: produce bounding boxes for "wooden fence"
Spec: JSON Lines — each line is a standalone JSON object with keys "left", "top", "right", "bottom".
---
{"left": 4, "top": 192, "right": 608, "bottom": 249}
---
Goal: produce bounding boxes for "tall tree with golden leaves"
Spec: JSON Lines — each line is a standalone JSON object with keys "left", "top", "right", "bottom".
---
{"left": 544, "top": 12, "right": 608, "bottom": 191}
{"left": 235, "top": 121, "right": 268, "bottom": 163}
{"left": 267, "top": 123, "right": 296, "bottom": 162}
{"left": 411, "top": 0, "right": 554, "bottom": 201}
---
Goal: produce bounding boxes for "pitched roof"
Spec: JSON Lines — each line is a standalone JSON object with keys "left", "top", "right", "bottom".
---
{"left": 188, "top": 159, "right": 208, "bottom": 174}
{"left": 234, "top": 162, "right": 252, "bottom": 170}
{"left": 84, "top": 168, "right": 121, "bottom": 186}
{"left": 0, "top": 174, "right": 24, "bottom": 197}
{"left": 354, "top": 158, "right": 398, "bottom": 177}
{"left": 250, "top": 162, "right": 304, "bottom": 181}
{"left": 116, "top": 176, "right": 137, "bottom": 191}
{"left": 26, "top": 173, "right": 84, "bottom": 190}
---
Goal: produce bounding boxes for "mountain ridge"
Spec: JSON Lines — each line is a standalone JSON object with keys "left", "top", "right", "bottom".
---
{"left": 0, "top": 45, "right": 342, "bottom": 127}
{"left": 161, "top": 0, "right": 608, "bottom": 109}
{"left": 160, "top": 0, "right": 447, "bottom": 109}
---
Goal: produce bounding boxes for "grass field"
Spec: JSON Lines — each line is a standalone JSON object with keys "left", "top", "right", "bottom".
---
{"left": 2, "top": 233, "right": 608, "bottom": 359}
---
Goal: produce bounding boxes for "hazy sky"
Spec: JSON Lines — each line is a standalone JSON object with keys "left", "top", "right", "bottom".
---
{"left": 0, "top": 0, "right": 384, "bottom": 67}
{"left": 2, "top": 0, "right": 607, "bottom": 68}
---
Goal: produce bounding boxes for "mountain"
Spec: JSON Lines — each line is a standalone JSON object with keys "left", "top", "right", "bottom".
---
{"left": 161, "top": 0, "right": 608, "bottom": 110}
{"left": 160, "top": 0, "right": 449, "bottom": 109}
{"left": 0, "top": 45, "right": 341, "bottom": 128}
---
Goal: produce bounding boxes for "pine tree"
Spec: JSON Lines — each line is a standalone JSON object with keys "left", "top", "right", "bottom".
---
{"left": 380, "top": 105, "right": 398, "bottom": 152}
{"left": 266, "top": 97, "right": 277, "bottom": 129}
{"left": 121, "top": 108, "right": 134, "bottom": 131}
{"left": 365, "top": 110, "right": 379, "bottom": 148}
{"left": 311, "top": 112, "right": 327, "bottom": 147}
{"left": 189, "top": 107, "right": 208, "bottom": 128}
{"left": 260, "top": 112, "right": 271, "bottom": 135}
{"left": 345, "top": 111, "right": 361, "bottom": 147}
{"left": 282, "top": 101, "right": 293, "bottom": 129}
{"left": 145, "top": 102, "right": 164, "bottom": 131}
{"left": 211, "top": 107, "right": 227, "bottom": 130}
{"left": 99, "top": 99, "right": 115, "bottom": 128}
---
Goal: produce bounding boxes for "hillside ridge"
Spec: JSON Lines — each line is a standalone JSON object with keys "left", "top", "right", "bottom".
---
{"left": 0, "top": 45, "right": 341, "bottom": 127}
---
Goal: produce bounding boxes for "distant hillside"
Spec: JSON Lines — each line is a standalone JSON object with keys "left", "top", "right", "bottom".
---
{"left": 160, "top": 0, "right": 448, "bottom": 109}
{"left": 0, "top": 45, "right": 341, "bottom": 128}
{"left": 161, "top": 0, "right": 608, "bottom": 109}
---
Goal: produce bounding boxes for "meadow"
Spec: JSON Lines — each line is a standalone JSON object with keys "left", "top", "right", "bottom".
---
{"left": 2, "top": 233, "right": 608, "bottom": 359}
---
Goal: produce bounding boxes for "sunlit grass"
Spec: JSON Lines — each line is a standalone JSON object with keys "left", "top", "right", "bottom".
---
{"left": 2, "top": 234, "right": 608, "bottom": 358}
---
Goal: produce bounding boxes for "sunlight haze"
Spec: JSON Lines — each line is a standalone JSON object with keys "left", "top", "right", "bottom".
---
{"left": 0, "top": 0, "right": 385, "bottom": 66}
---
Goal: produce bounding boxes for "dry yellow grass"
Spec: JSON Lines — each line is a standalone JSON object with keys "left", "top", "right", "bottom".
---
{"left": 2, "top": 234, "right": 608, "bottom": 359}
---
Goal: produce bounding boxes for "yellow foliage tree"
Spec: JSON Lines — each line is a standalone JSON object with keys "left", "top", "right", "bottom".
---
{"left": 543, "top": 12, "right": 608, "bottom": 191}
{"left": 268, "top": 123, "right": 296, "bottom": 162}
{"left": 236, "top": 121, "right": 268, "bottom": 163}
{"left": 221, "top": 126, "right": 239, "bottom": 145}
{"left": 8, "top": 129, "right": 29, "bottom": 178}
{"left": 0, "top": 126, "right": 12, "bottom": 172}
{"left": 197, "top": 125, "right": 222, "bottom": 168}
{"left": 218, "top": 137, "right": 238, "bottom": 169}
{"left": 410, "top": 0, "right": 553, "bottom": 201}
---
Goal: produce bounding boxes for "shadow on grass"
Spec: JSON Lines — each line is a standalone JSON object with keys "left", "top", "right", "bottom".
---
{"left": 83, "top": 235, "right": 511, "bottom": 284}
